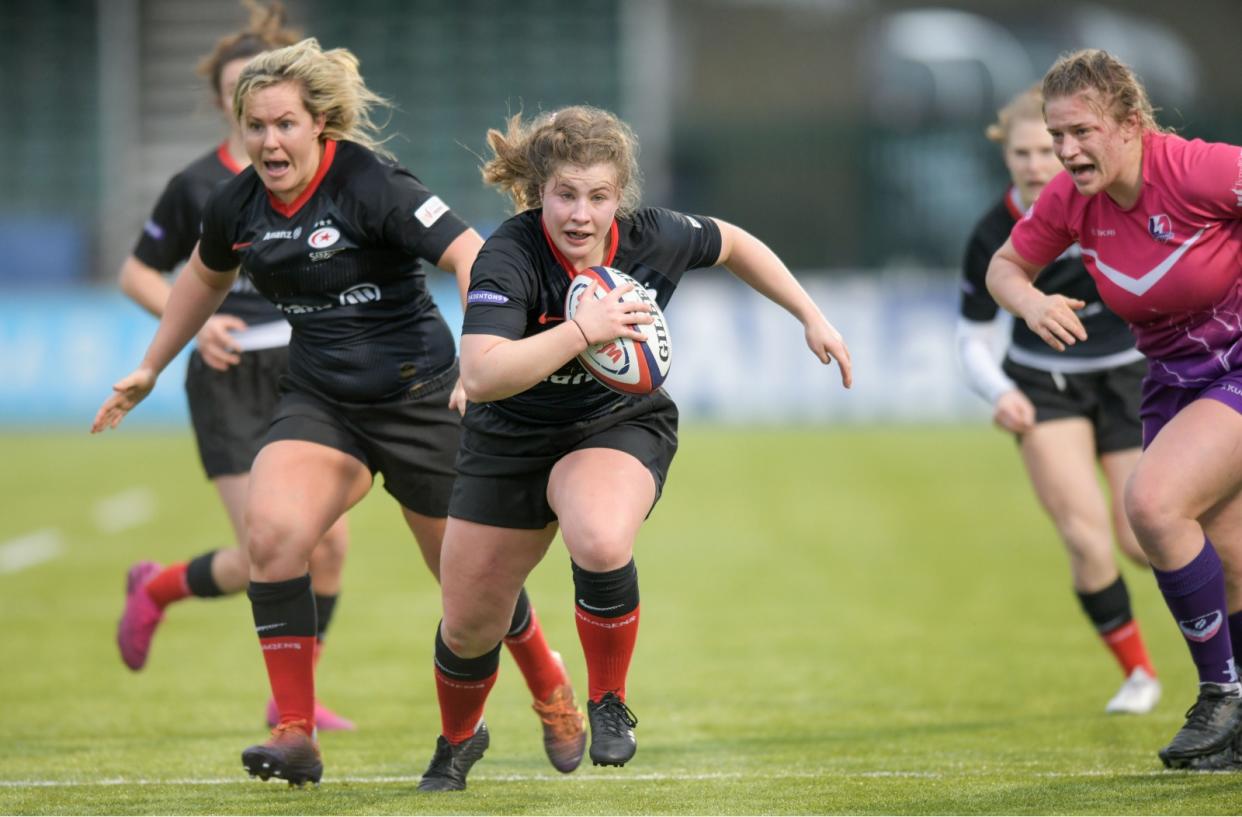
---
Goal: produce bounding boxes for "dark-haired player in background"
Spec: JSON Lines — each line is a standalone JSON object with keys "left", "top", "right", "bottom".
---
{"left": 114, "top": 0, "right": 354, "bottom": 732}
{"left": 957, "top": 85, "right": 1159, "bottom": 715}
{"left": 414, "top": 105, "right": 852, "bottom": 792}
{"left": 94, "top": 38, "right": 584, "bottom": 786}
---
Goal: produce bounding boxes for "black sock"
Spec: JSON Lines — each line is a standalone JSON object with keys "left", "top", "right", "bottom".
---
{"left": 185, "top": 550, "right": 225, "bottom": 598}
{"left": 247, "top": 574, "right": 316, "bottom": 638}
{"left": 314, "top": 593, "right": 338, "bottom": 642}
{"left": 1076, "top": 575, "right": 1133, "bottom": 633}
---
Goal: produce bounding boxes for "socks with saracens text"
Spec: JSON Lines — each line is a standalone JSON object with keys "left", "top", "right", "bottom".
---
{"left": 433, "top": 626, "right": 500, "bottom": 744}
{"left": 248, "top": 574, "right": 318, "bottom": 729}
{"left": 573, "top": 559, "right": 640, "bottom": 702}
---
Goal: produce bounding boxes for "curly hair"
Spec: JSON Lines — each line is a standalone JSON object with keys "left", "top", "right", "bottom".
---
{"left": 481, "top": 106, "right": 642, "bottom": 216}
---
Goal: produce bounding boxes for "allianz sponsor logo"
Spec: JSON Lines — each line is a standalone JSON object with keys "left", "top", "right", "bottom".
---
{"left": 262, "top": 226, "right": 303, "bottom": 241}
{"left": 339, "top": 283, "right": 381, "bottom": 305}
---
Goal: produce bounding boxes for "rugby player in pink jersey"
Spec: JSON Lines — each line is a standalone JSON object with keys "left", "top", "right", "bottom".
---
{"left": 987, "top": 48, "right": 1242, "bottom": 770}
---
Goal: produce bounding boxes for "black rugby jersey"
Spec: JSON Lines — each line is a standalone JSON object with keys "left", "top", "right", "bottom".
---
{"left": 960, "top": 187, "right": 1137, "bottom": 365}
{"left": 198, "top": 140, "right": 470, "bottom": 402}
{"left": 132, "top": 144, "right": 283, "bottom": 327}
{"left": 462, "top": 206, "right": 722, "bottom": 426}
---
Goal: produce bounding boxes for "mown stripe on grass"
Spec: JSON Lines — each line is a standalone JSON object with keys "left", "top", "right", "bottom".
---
{"left": 0, "top": 529, "right": 62, "bottom": 574}
{"left": 0, "top": 769, "right": 1205, "bottom": 789}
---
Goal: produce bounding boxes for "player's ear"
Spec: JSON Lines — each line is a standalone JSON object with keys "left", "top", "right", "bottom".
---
{"left": 312, "top": 112, "right": 327, "bottom": 139}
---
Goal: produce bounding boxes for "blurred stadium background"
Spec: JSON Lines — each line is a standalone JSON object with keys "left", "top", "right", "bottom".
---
{"left": 4, "top": 1, "right": 1242, "bottom": 812}
{"left": 4, "top": 0, "right": 1239, "bottom": 426}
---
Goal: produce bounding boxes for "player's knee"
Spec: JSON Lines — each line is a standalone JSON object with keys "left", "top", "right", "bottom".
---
{"left": 440, "top": 613, "right": 504, "bottom": 659}
{"left": 564, "top": 524, "right": 633, "bottom": 572}
{"left": 1123, "top": 470, "right": 1179, "bottom": 543}
{"left": 245, "top": 514, "right": 306, "bottom": 572}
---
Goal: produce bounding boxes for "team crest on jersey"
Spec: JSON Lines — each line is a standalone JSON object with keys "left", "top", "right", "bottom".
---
{"left": 1147, "top": 214, "right": 1173, "bottom": 242}
{"left": 1179, "top": 610, "right": 1223, "bottom": 642}
{"left": 308, "top": 226, "right": 341, "bottom": 249}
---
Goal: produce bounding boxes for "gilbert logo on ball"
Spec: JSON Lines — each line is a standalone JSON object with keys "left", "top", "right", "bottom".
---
{"left": 564, "top": 266, "right": 671, "bottom": 395}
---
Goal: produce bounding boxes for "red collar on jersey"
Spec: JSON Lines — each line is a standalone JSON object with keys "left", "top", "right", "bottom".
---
{"left": 1003, "top": 185, "right": 1026, "bottom": 220}
{"left": 540, "top": 216, "right": 619, "bottom": 280}
{"left": 266, "top": 139, "right": 338, "bottom": 219}
{"left": 216, "top": 143, "right": 246, "bottom": 175}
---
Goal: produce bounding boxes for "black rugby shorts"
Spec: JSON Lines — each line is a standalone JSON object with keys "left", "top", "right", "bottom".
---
{"left": 449, "top": 391, "right": 679, "bottom": 529}
{"left": 263, "top": 363, "right": 462, "bottom": 517}
{"left": 184, "top": 346, "right": 288, "bottom": 479}
{"left": 1001, "top": 357, "right": 1145, "bottom": 454}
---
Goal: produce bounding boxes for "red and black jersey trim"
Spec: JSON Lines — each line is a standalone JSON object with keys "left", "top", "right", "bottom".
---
{"left": 540, "top": 217, "right": 620, "bottom": 280}
{"left": 266, "top": 139, "right": 338, "bottom": 219}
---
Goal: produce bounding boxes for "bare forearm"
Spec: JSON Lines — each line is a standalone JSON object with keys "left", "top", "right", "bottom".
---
{"left": 462, "top": 323, "right": 589, "bottom": 402}
{"left": 118, "top": 256, "right": 172, "bottom": 318}
{"left": 985, "top": 251, "right": 1041, "bottom": 318}
{"left": 720, "top": 223, "right": 822, "bottom": 325}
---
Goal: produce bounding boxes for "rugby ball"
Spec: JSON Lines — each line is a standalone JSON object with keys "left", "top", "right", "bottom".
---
{"left": 564, "top": 266, "right": 671, "bottom": 395}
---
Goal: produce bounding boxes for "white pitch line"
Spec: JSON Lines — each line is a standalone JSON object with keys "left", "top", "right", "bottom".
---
{"left": 92, "top": 488, "right": 156, "bottom": 534}
{"left": 0, "top": 528, "right": 63, "bottom": 575}
{"left": 0, "top": 769, "right": 1208, "bottom": 789}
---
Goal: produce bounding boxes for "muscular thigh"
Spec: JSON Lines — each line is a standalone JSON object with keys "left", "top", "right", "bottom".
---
{"left": 1136, "top": 398, "right": 1242, "bottom": 519}
{"left": 549, "top": 447, "right": 656, "bottom": 571}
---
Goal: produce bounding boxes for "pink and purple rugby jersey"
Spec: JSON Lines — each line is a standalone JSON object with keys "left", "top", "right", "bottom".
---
{"left": 1010, "top": 130, "right": 1242, "bottom": 388}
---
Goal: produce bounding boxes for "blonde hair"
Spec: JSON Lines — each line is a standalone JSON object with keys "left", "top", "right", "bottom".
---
{"left": 1042, "top": 49, "right": 1167, "bottom": 133}
{"left": 197, "top": 0, "right": 301, "bottom": 103}
{"left": 233, "top": 38, "right": 395, "bottom": 160}
{"left": 985, "top": 85, "right": 1045, "bottom": 145}
{"left": 481, "top": 106, "right": 642, "bottom": 216}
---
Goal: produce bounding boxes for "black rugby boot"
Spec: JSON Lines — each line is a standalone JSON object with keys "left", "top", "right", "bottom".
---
{"left": 417, "top": 722, "right": 490, "bottom": 792}
{"left": 587, "top": 692, "right": 639, "bottom": 766}
{"left": 241, "top": 720, "right": 322, "bottom": 786}
{"left": 1158, "top": 684, "right": 1242, "bottom": 768}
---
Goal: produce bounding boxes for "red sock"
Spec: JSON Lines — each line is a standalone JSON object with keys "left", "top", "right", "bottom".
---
{"left": 504, "top": 607, "right": 567, "bottom": 702}
{"left": 260, "top": 636, "right": 317, "bottom": 730}
{"left": 144, "top": 562, "right": 190, "bottom": 609}
{"left": 575, "top": 603, "right": 640, "bottom": 702}
{"left": 1101, "top": 620, "right": 1156, "bottom": 677}
{"left": 435, "top": 668, "right": 497, "bottom": 744}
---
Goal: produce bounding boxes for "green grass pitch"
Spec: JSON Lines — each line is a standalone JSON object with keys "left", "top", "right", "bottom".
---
{"left": 1, "top": 426, "right": 1236, "bottom": 814}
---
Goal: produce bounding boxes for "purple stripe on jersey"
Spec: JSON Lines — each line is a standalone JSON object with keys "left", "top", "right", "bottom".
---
{"left": 467, "top": 290, "right": 510, "bottom": 305}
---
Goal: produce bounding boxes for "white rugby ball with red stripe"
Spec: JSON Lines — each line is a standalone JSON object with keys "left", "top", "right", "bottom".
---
{"left": 564, "top": 266, "right": 672, "bottom": 395}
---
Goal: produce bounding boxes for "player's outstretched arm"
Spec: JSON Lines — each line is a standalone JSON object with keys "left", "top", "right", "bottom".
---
{"left": 711, "top": 218, "right": 852, "bottom": 388}
{"left": 986, "top": 238, "right": 1086, "bottom": 352}
{"left": 91, "top": 245, "right": 238, "bottom": 433}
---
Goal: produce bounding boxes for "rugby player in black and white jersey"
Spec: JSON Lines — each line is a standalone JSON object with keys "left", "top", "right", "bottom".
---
{"left": 414, "top": 106, "right": 852, "bottom": 792}
{"left": 113, "top": 0, "right": 357, "bottom": 734}
{"left": 94, "top": 38, "right": 584, "bottom": 786}
{"left": 956, "top": 86, "right": 1159, "bottom": 714}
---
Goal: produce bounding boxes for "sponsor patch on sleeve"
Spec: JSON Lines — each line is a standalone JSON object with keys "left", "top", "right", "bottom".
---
{"left": 414, "top": 196, "right": 449, "bottom": 228}
{"left": 467, "top": 289, "right": 510, "bottom": 306}
{"left": 143, "top": 220, "right": 165, "bottom": 241}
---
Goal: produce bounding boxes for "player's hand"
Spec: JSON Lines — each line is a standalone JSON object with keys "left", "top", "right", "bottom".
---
{"left": 449, "top": 377, "right": 468, "bottom": 416}
{"left": 804, "top": 317, "right": 852, "bottom": 388}
{"left": 195, "top": 314, "right": 247, "bottom": 371}
{"left": 993, "top": 389, "right": 1036, "bottom": 434}
{"left": 1020, "top": 293, "right": 1087, "bottom": 352}
{"left": 571, "top": 282, "right": 652, "bottom": 345}
{"left": 91, "top": 367, "right": 157, "bottom": 433}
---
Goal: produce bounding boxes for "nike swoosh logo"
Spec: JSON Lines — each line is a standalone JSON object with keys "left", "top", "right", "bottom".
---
{"left": 538, "top": 312, "right": 565, "bottom": 324}
{"left": 232, "top": 241, "right": 253, "bottom": 250}
{"left": 254, "top": 622, "right": 286, "bottom": 633}
{"left": 1082, "top": 227, "right": 1206, "bottom": 296}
